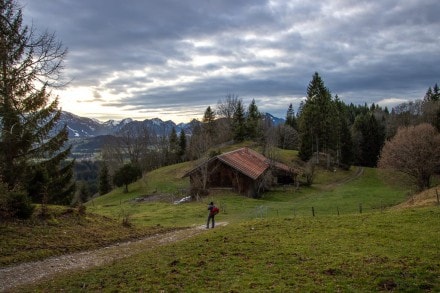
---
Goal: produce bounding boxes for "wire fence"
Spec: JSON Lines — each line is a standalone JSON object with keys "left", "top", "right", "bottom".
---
{"left": 251, "top": 202, "right": 436, "bottom": 219}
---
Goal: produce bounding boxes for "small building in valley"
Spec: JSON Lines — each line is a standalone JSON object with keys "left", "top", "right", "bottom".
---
{"left": 183, "top": 147, "right": 297, "bottom": 197}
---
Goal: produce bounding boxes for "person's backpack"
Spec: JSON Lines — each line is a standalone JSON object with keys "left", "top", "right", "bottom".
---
{"left": 211, "top": 206, "right": 219, "bottom": 215}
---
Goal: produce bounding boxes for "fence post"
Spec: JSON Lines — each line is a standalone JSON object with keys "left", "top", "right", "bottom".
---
{"left": 312, "top": 207, "right": 315, "bottom": 217}
{"left": 359, "top": 203, "right": 362, "bottom": 214}
{"left": 436, "top": 189, "right": 439, "bottom": 206}
{"left": 337, "top": 206, "right": 340, "bottom": 216}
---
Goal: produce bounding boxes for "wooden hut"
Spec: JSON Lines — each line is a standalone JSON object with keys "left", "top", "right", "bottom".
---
{"left": 183, "top": 147, "right": 297, "bottom": 197}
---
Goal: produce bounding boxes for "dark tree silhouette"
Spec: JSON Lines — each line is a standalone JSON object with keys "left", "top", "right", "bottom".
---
{"left": 113, "top": 164, "right": 142, "bottom": 193}
{"left": 99, "top": 163, "right": 112, "bottom": 195}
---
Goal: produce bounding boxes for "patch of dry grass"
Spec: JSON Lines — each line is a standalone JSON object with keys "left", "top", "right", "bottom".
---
{"left": 393, "top": 186, "right": 440, "bottom": 209}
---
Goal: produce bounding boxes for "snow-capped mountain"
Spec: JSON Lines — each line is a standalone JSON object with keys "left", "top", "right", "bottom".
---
{"left": 56, "top": 111, "right": 194, "bottom": 138}
{"left": 57, "top": 111, "right": 106, "bottom": 137}
{"left": 56, "top": 111, "right": 285, "bottom": 139}
{"left": 262, "top": 112, "right": 285, "bottom": 126}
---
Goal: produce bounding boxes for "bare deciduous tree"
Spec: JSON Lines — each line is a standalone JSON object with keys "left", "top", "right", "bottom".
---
{"left": 378, "top": 123, "right": 440, "bottom": 190}
{"left": 187, "top": 121, "right": 211, "bottom": 160}
{"left": 276, "top": 124, "right": 300, "bottom": 150}
{"left": 217, "top": 93, "right": 240, "bottom": 119}
{"left": 101, "top": 125, "right": 153, "bottom": 173}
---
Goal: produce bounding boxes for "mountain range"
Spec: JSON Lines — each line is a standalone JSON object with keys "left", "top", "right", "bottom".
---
{"left": 56, "top": 111, "right": 285, "bottom": 159}
{"left": 57, "top": 111, "right": 285, "bottom": 139}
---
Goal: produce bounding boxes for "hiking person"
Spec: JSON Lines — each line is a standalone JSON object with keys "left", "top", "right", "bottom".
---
{"left": 207, "top": 201, "right": 219, "bottom": 228}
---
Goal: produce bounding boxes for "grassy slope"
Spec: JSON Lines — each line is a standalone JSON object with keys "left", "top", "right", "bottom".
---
{"left": 86, "top": 162, "right": 411, "bottom": 227}
{"left": 0, "top": 207, "right": 177, "bottom": 266}
{"left": 22, "top": 208, "right": 440, "bottom": 292}
{"left": 4, "top": 146, "right": 440, "bottom": 291}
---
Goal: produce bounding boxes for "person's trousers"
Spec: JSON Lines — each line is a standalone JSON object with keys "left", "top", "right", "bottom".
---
{"left": 207, "top": 215, "right": 215, "bottom": 228}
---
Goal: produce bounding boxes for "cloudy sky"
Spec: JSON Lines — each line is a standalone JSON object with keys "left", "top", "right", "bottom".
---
{"left": 22, "top": 0, "right": 440, "bottom": 123}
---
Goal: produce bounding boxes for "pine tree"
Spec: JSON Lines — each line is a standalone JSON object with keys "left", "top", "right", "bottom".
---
{"left": 246, "top": 99, "right": 261, "bottom": 140}
{"left": 232, "top": 100, "right": 246, "bottom": 142}
{"left": 433, "top": 84, "right": 440, "bottom": 101}
{"left": 99, "top": 163, "right": 112, "bottom": 195}
{"left": 168, "top": 127, "right": 179, "bottom": 164}
{"left": 352, "top": 112, "right": 385, "bottom": 167}
{"left": 178, "top": 129, "right": 186, "bottom": 159}
{"left": 0, "top": 0, "right": 74, "bottom": 205}
{"left": 424, "top": 84, "right": 440, "bottom": 102}
{"left": 422, "top": 84, "right": 440, "bottom": 132}
{"left": 334, "top": 97, "right": 354, "bottom": 169}
{"left": 285, "top": 103, "right": 297, "bottom": 129}
{"left": 202, "top": 106, "right": 215, "bottom": 136}
{"left": 424, "top": 87, "right": 433, "bottom": 101}
{"left": 298, "top": 72, "right": 339, "bottom": 162}
{"left": 297, "top": 100, "right": 304, "bottom": 117}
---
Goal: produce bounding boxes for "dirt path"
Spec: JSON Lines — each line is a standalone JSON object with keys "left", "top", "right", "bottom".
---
{"left": 320, "top": 166, "right": 364, "bottom": 190}
{"left": 0, "top": 222, "right": 228, "bottom": 292}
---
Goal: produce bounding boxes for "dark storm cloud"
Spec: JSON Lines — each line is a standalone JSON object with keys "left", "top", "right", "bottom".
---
{"left": 22, "top": 0, "right": 440, "bottom": 121}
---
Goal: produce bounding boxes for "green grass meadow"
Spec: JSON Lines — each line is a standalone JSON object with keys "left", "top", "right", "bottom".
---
{"left": 85, "top": 165, "right": 411, "bottom": 227}
{"left": 22, "top": 208, "right": 439, "bottom": 292}
{"left": 4, "top": 148, "right": 440, "bottom": 292}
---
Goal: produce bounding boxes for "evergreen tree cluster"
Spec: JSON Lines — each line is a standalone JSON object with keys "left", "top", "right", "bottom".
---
{"left": 296, "top": 73, "right": 387, "bottom": 169}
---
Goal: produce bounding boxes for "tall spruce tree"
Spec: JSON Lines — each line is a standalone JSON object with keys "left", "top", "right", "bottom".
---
{"left": 246, "top": 99, "right": 261, "bottom": 140}
{"left": 202, "top": 106, "right": 215, "bottom": 135}
{"left": 298, "top": 72, "right": 339, "bottom": 162}
{"left": 232, "top": 99, "right": 246, "bottom": 142}
{"left": 424, "top": 84, "right": 440, "bottom": 102}
{"left": 168, "top": 127, "right": 179, "bottom": 164}
{"left": 285, "top": 103, "right": 297, "bottom": 129}
{"left": 352, "top": 112, "right": 385, "bottom": 167}
{"left": 98, "top": 163, "right": 112, "bottom": 196}
{"left": 178, "top": 128, "right": 186, "bottom": 160}
{"left": 422, "top": 84, "right": 440, "bottom": 131}
{"left": 334, "top": 96, "right": 353, "bottom": 169}
{"left": 0, "top": 0, "right": 74, "bottom": 205}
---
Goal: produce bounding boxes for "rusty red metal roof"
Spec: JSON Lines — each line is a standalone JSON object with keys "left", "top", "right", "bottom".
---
{"left": 182, "top": 147, "right": 295, "bottom": 179}
{"left": 217, "top": 148, "right": 277, "bottom": 180}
